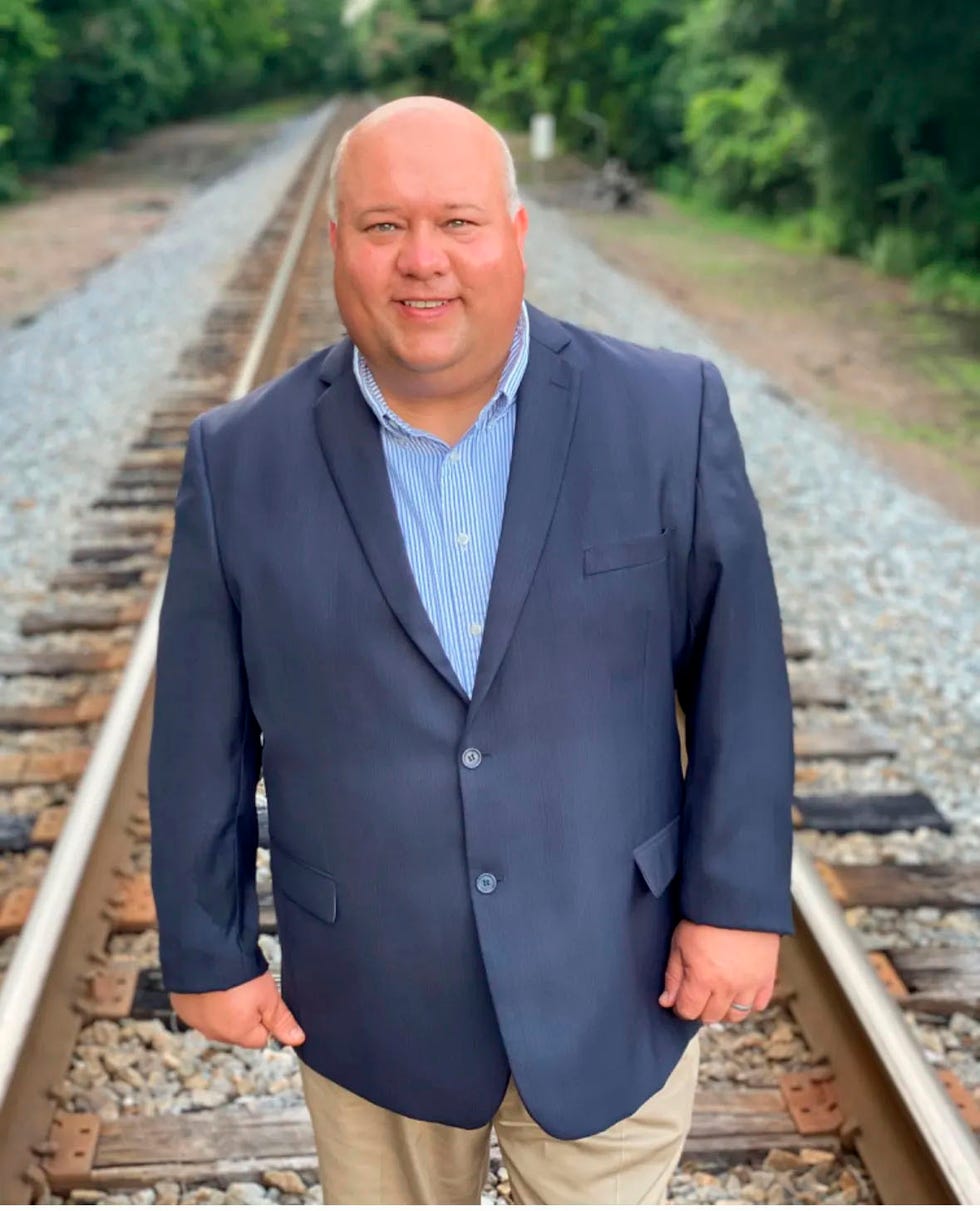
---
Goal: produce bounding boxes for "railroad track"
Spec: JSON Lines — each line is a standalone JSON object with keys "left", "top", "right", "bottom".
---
{"left": 0, "top": 97, "right": 978, "bottom": 1205}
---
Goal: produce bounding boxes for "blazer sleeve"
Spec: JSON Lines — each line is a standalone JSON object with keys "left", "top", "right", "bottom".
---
{"left": 675, "top": 360, "right": 795, "bottom": 934}
{"left": 148, "top": 417, "right": 267, "bottom": 993}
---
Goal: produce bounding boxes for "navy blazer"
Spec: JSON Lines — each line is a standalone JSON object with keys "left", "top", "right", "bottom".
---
{"left": 149, "top": 305, "right": 794, "bottom": 1139}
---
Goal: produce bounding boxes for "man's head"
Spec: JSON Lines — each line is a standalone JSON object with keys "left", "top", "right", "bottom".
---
{"left": 328, "top": 97, "right": 529, "bottom": 406}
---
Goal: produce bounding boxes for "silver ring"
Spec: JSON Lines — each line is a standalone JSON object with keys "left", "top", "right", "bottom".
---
{"left": 731, "top": 1002, "right": 752, "bottom": 1012}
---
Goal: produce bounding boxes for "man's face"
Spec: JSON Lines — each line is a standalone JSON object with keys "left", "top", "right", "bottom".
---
{"left": 330, "top": 111, "right": 528, "bottom": 398}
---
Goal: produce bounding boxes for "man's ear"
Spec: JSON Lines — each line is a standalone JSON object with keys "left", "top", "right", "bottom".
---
{"left": 513, "top": 206, "right": 529, "bottom": 266}
{"left": 329, "top": 219, "right": 338, "bottom": 253}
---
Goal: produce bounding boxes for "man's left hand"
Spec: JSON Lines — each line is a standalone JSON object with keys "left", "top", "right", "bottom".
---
{"left": 658, "top": 920, "right": 779, "bottom": 1023}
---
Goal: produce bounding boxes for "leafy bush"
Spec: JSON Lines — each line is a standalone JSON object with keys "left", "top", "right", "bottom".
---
{"left": 684, "top": 62, "right": 815, "bottom": 214}
{"left": 866, "top": 226, "right": 938, "bottom": 278}
{"left": 0, "top": 0, "right": 56, "bottom": 197}
{"left": 0, "top": 0, "right": 355, "bottom": 198}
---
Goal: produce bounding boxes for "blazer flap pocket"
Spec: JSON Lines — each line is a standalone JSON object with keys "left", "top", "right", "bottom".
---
{"left": 271, "top": 843, "right": 337, "bottom": 925}
{"left": 633, "top": 816, "right": 681, "bottom": 897}
{"left": 584, "top": 530, "right": 669, "bottom": 575}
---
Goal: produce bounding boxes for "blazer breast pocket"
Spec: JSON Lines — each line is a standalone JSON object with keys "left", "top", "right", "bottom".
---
{"left": 583, "top": 529, "right": 670, "bottom": 576}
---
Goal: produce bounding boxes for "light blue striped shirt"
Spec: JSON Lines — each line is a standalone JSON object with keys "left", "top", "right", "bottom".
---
{"left": 352, "top": 302, "right": 530, "bottom": 696}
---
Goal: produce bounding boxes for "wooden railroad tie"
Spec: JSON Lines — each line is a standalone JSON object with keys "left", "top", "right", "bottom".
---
{"left": 0, "top": 748, "right": 91, "bottom": 788}
{"left": 0, "top": 886, "right": 36, "bottom": 940}
{"left": 814, "top": 859, "right": 980, "bottom": 910}
{"left": 793, "top": 791, "right": 951, "bottom": 834}
{"left": 38, "top": 1089, "right": 842, "bottom": 1194}
{"left": 787, "top": 667, "right": 848, "bottom": 708}
{"left": 0, "top": 646, "right": 130, "bottom": 676}
{"left": 20, "top": 599, "right": 148, "bottom": 636}
{"left": 870, "top": 946, "right": 980, "bottom": 1016}
{"left": 0, "top": 693, "right": 113, "bottom": 730}
{"left": 794, "top": 725, "right": 897, "bottom": 762}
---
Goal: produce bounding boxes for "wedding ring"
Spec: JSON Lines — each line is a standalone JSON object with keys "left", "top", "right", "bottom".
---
{"left": 731, "top": 1002, "right": 752, "bottom": 1012}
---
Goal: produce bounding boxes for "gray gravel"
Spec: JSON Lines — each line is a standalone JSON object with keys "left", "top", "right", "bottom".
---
{"left": 0, "top": 100, "right": 337, "bottom": 649}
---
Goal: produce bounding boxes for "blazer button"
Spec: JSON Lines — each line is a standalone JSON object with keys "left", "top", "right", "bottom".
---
{"left": 475, "top": 872, "right": 497, "bottom": 894}
{"left": 461, "top": 747, "right": 482, "bottom": 769}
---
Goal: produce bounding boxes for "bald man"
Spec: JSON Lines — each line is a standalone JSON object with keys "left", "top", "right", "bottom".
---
{"left": 150, "top": 97, "right": 794, "bottom": 1204}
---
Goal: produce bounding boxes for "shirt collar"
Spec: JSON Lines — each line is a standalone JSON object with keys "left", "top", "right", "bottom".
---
{"left": 352, "top": 301, "right": 530, "bottom": 442}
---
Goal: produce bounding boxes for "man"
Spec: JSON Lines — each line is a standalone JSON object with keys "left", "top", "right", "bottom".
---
{"left": 149, "top": 97, "right": 794, "bottom": 1204}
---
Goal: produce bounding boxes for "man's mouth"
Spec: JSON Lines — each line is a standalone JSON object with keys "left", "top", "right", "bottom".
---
{"left": 399, "top": 299, "right": 452, "bottom": 310}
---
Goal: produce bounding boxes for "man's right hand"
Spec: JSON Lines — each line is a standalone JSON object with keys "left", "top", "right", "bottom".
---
{"left": 170, "top": 971, "right": 306, "bottom": 1049}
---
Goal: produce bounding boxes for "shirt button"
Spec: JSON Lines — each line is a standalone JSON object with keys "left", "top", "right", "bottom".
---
{"left": 449, "top": 449, "right": 462, "bottom": 463}
{"left": 475, "top": 873, "right": 497, "bottom": 894}
{"left": 455, "top": 532, "right": 470, "bottom": 548}
{"left": 461, "top": 747, "right": 482, "bottom": 769}
{"left": 469, "top": 622, "right": 483, "bottom": 637}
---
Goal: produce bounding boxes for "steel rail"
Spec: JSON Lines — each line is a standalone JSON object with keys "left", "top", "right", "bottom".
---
{"left": 0, "top": 100, "right": 340, "bottom": 1204}
{"left": 782, "top": 845, "right": 980, "bottom": 1204}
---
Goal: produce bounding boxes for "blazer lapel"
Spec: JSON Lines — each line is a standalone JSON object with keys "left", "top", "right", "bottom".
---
{"left": 313, "top": 342, "right": 469, "bottom": 702}
{"left": 468, "top": 311, "right": 580, "bottom": 720}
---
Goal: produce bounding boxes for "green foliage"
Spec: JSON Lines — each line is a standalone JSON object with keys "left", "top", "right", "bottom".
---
{"left": 684, "top": 62, "right": 815, "bottom": 213}
{"left": 867, "top": 226, "right": 938, "bottom": 278}
{"left": 0, "top": 0, "right": 57, "bottom": 196}
{"left": 0, "top": 0, "right": 356, "bottom": 198}
{"left": 262, "top": 0, "right": 356, "bottom": 95}
{"left": 36, "top": 0, "right": 196, "bottom": 155}
{"left": 913, "top": 263, "right": 980, "bottom": 314}
{"left": 412, "top": 0, "right": 975, "bottom": 280}
{"left": 711, "top": 0, "right": 980, "bottom": 264}
{"left": 444, "top": 0, "right": 686, "bottom": 172}
{"left": 350, "top": 0, "right": 451, "bottom": 92}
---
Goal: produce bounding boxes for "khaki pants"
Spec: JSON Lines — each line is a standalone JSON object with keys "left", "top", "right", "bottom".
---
{"left": 299, "top": 1035, "right": 699, "bottom": 1205}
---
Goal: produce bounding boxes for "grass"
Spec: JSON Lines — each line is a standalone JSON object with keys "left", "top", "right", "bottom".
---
{"left": 655, "top": 191, "right": 825, "bottom": 257}
{"left": 216, "top": 95, "right": 327, "bottom": 125}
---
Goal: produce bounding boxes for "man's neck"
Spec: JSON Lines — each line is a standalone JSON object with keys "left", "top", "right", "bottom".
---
{"left": 373, "top": 362, "right": 507, "bottom": 447}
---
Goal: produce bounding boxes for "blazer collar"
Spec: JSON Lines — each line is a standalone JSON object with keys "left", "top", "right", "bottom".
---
{"left": 313, "top": 305, "right": 579, "bottom": 712}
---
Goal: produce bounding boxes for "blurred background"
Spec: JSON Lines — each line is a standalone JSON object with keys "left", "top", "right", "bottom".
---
{"left": 4, "top": 0, "right": 977, "bottom": 290}
{"left": 1, "top": 0, "right": 978, "bottom": 515}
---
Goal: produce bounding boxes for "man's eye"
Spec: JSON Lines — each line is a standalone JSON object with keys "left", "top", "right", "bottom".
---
{"left": 368, "top": 222, "right": 398, "bottom": 233}
{"left": 445, "top": 218, "right": 475, "bottom": 229}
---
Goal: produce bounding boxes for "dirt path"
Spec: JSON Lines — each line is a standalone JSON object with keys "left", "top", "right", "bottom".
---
{"left": 0, "top": 114, "right": 302, "bottom": 328}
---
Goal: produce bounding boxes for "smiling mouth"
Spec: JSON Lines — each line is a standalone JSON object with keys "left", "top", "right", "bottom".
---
{"left": 398, "top": 299, "right": 454, "bottom": 310}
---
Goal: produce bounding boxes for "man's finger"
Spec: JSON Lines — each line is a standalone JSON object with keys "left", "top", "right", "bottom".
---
{"left": 262, "top": 996, "right": 306, "bottom": 1046}
{"left": 237, "top": 1021, "right": 271, "bottom": 1049}
{"left": 658, "top": 948, "right": 684, "bottom": 1008}
{"left": 670, "top": 977, "right": 711, "bottom": 1022}
{"left": 723, "top": 990, "right": 757, "bottom": 1022}
{"left": 754, "top": 980, "right": 775, "bottom": 1011}
{"left": 698, "top": 988, "right": 735, "bottom": 1024}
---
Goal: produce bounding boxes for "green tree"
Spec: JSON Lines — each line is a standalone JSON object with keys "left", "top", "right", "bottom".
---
{"left": 685, "top": 64, "right": 816, "bottom": 213}
{"left": 0, "top": 0, "right": 57, "bottom": 195}
{"left": 713, "top": 0, "right": 980, "bottom": 260}
{"left": 449, "top": 0, "right": 688, "bottom": 173}
{"left": 352, "top": 0, "right": 449, "bottom": 91}
{"left": 262, "top": 0, "right": 356, "bottom": 94}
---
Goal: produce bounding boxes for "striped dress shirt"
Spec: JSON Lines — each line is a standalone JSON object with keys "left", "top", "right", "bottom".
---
{"left": 352, "top": 302, "right": 530, "bottom": 696}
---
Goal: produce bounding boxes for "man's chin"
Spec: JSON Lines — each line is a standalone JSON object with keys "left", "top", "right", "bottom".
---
{"left": 390, "top": 343, "right": 464, "bottom": 378}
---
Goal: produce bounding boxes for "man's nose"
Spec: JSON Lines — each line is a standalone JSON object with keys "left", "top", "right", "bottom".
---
{"left": 396, "top": 226, "right": 449, "bottom": 277}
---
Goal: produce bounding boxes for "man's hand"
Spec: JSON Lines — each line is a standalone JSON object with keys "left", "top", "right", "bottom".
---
{"left": 659, "top": 920, "right": 779, "bottom": 1023}
{"left": 170, "top": 972, "right": 306, "bottom": 1048}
